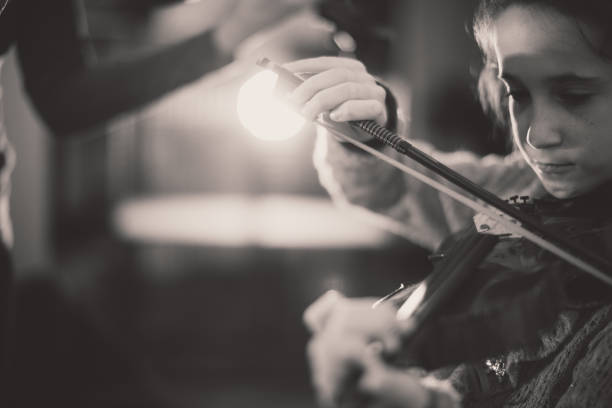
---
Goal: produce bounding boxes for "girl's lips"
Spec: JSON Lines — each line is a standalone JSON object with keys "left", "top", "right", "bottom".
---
{"left": 532, "top": 161, "right": 575, "bottom": 175}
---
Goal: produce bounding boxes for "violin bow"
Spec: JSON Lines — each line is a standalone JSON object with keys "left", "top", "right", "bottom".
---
{"left": 257, "top": 57, "right": 612, "bottom": 286}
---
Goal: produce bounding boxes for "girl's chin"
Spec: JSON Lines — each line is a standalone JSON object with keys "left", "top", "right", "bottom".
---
{"left": 544, "top": 187, "right": 578, "bottom": 199}
{"left": 539, "top": 177, "right": 597, "bottom": 199}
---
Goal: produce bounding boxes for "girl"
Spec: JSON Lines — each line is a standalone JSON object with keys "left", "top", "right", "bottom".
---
{"left": 288, "top": 0, "right": 612, "bottom": 407}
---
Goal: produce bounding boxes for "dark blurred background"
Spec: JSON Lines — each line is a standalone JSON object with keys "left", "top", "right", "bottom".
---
{"left": 2, "top": 0, "right": 502, "bottom": 406}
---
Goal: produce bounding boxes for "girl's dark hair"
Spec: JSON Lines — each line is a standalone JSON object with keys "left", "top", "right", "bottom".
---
{"left": 473, "top": 0, "right": 612, "bottom": 128}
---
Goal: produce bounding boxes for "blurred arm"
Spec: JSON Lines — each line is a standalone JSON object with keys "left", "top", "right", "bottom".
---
{"left": 14, "top": 0, "right": 235, "bottom": 136}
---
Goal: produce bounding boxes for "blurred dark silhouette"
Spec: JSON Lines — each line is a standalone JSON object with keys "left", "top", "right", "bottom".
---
{"left": 0, "top": 1, "right": 506, "bottom": 406}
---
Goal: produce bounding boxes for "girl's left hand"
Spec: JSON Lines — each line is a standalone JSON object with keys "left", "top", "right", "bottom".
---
{"left": 357, "top": 350, "right": 434, "bottom": 408}
{"left": 283, "top": 57, "right": 388, "bottom": 128}
{"left": 308, "top": 333, "right": 433, "bottom": 408}
{"left": 304, "top": 292, "right": 430, "bottom": 407}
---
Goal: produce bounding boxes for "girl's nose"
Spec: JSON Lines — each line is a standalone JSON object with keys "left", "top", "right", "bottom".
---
{"left": 525, "top": 124, "right": 563, "bottom": 149}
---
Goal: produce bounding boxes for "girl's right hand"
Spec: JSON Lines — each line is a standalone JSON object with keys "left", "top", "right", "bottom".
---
{"left": 283, "top": 57, "right": 388, "bottom": 141}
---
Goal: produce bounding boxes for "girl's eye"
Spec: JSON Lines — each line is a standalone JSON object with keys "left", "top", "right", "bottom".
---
{"left": 555, "top": 91, "right": 594, "bottom": 107}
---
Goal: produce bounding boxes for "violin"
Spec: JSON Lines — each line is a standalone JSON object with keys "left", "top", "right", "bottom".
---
{"left": 387, "top": 192, "right": 612, "bottom": 371}
{"left": 257, "top": 56, "right": 612, "bottom": 376}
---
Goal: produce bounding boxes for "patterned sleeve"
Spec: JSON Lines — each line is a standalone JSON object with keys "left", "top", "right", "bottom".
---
{"left": 313, "top": 128, "right": 541, "bottom": 250}
{"left": 556, "top": 318, "right": 612, "bottom": 407}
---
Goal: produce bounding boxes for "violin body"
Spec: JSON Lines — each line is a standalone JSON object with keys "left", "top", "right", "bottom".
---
{"left": 389, "top": 191, "right": 612, "bottom": 371}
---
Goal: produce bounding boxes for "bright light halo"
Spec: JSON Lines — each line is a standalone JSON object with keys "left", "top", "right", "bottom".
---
{"left": 237, "top": 70, "right": 306, "bottom": 141}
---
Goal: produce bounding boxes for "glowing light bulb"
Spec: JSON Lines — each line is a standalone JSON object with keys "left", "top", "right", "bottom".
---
{"left": 237, "top": 70, "right": 306, "bottom": 141}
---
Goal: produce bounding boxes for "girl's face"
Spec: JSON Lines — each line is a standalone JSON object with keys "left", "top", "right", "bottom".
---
{"left": 492, "top": 6, "right": 612, "bottom": 198}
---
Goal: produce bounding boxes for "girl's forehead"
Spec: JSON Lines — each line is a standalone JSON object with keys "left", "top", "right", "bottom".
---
{"left": 491, "top": 5, "right": 604, "bottom": 77}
